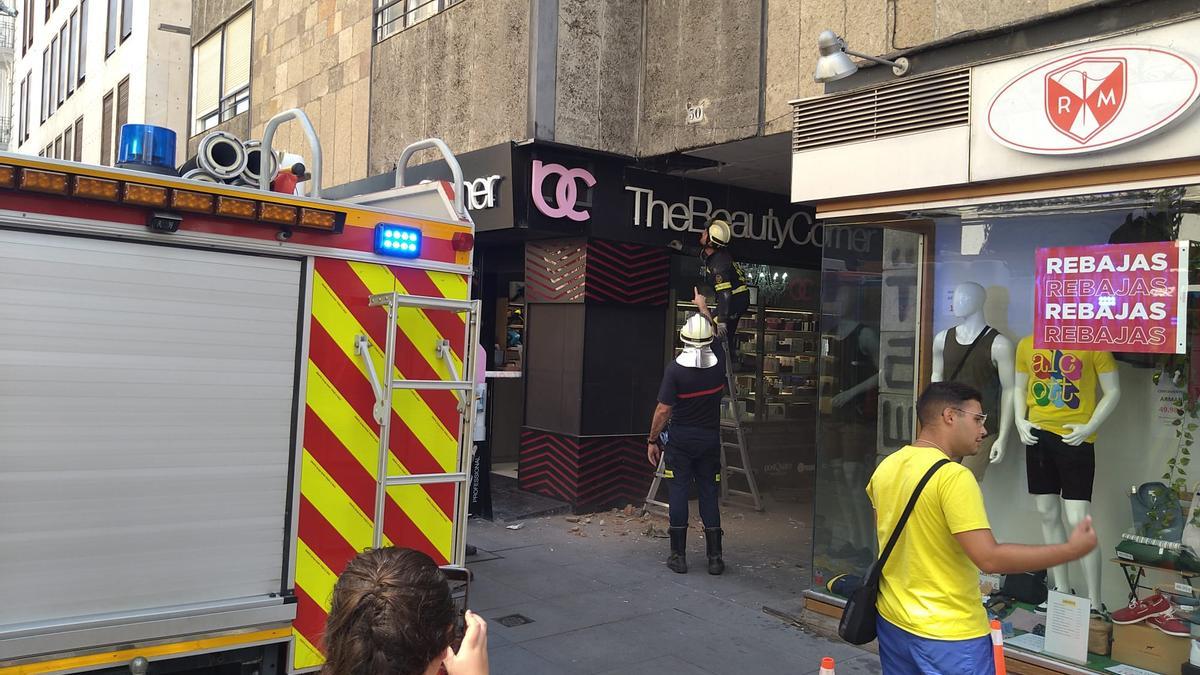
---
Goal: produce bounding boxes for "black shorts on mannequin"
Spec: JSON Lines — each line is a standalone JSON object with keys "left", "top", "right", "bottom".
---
{"left": 1025, "top": 428, "right": 1095, "bottom": 501}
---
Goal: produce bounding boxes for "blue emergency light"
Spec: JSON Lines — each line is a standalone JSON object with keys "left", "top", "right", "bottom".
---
{"left": 116, "top": 124, "right": 178, "bottom": 175}
{"left": 375, "top": 224, "right": 422, "bottom": 258}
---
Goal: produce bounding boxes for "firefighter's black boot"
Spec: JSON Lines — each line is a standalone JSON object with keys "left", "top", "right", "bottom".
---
{"left": 705, "top": 527, "right": 725, "bottom": 575}
{"left": 667, "top": 526, "right": 688, "bottom": 574}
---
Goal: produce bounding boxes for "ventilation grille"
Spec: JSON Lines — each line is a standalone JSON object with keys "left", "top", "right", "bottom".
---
{"left": 792, "top": 69, "right": 971, "bottom": 152}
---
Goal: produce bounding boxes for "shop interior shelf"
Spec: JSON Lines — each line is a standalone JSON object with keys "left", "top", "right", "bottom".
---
{"left": 1111, "top": 557, "right": 1200, "bottom": 575}
{"left": 738, "top": 329, "right": 819, "bottom": 336}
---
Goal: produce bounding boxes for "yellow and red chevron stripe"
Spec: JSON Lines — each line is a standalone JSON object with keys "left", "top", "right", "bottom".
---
{"left": 292, "top": 257, "right": 469, "bottom": 671}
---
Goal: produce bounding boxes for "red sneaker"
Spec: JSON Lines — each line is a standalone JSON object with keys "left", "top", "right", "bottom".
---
{"left": 1147, "top": 610, "right": 1191, "bottom": 637}
{"left": 1111, "top": 594, "right": 1171, "bottom": 624}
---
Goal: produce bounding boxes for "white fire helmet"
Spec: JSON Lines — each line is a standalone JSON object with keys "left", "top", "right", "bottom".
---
{"left": 707, "top": 219, "right": 732, "bottom": 248}
{"left": 680, "top": 313, "right": 714, "bottom": 347}
{"left": 678, "top": 314, "right": 718, "bottom": 368}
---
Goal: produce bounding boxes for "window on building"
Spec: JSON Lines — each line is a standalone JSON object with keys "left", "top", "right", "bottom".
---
{"left": 78, "top": 0, "right": 88, "bottom": 83}
{"left": 54, "top": 134, "right": 62, "bottom": 159}
{"left": 21, "top": 0, "right": 31, "bottom": 55}
{"left": 18, "top": 78, "right": 26, "bottom": 143}
{"left": 120, "top": 0, "right": 131, "bottom": 40}
{"left": 100, "top": 90, "right": 113, "bottom": 165}
{"left": 48, "top": 36, "right": 57, "bottom": 114}
{"left": 374, "top": 0, "right": 462, "bottom": 42}
{"left": 57, "top": 24, "right": 68, "bottom": 104}
{"left": 52, "top": 0, "right": 58, "bottom": 10}
{"left": 63, "top": 125, "right": 73, "bottom": 162}
{"left": 43, "top": 0, "right": 49, "bottom": 22}
{"left": 116, "top": 77, "right": 129, "bottom": 141}
{"left": 40, "top": 47, "right": 48, "bottom": 122}
{"left": 105, "top": 0, "right": 116, "bottom": 55}
{"left": 73, "top": 117, "right": 83, "bottom": 162}
{"left": 191, "top": 10, "right": 250, "bottom": 134}
{"left": 68, "top": 10, "right": 78, "bottom": 94}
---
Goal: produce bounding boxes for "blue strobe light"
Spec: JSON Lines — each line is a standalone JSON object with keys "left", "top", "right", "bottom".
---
{"left": 116, "top": 124, "right": 178, "bottom": 174}
{"left": 375, "top": 224, "right": 423, "bottom": 258}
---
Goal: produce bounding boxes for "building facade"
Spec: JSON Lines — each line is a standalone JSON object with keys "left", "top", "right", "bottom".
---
{"left": 9, "top": 0, "right": 190, "bottom": 164}
{"left": 789, "top": 1, "right": 1200, "bottom": 672}
{"left": 184, "top": 0, "right": 1146, "bottom": 510}
{"left": 0, "top": 4, "right": 14, "bottom": 150}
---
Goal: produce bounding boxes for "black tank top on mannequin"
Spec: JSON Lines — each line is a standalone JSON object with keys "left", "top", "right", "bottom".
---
{"left": 942, "top": 326, "right": 1001, "bottom": 437}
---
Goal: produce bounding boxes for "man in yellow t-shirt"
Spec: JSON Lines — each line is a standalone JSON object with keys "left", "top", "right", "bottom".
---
{"left": 866, "top": 381, "right": 1097, "bottom": 674}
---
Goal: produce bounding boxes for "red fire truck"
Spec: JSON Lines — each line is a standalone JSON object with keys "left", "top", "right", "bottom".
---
{"left": 0, "top": 118, "right": 479, "bottom": 675}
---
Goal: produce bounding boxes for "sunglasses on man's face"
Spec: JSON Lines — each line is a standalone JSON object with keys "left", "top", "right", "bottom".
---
{"left": 949, "top": 407, "right": 987, "bottom": 426}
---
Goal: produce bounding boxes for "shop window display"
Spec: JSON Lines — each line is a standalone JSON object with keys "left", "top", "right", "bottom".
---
{"left": 812, "top": 186, "right": 1200, "bottom": 672}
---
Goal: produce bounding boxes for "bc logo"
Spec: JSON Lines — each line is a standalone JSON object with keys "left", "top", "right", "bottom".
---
{"left": 531, "top": 160, "right": 596, "bottom": 222}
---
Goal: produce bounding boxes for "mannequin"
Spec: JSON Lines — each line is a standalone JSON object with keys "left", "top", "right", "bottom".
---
{"left": 1014, "top": 338, "right": 1120, "bottom": 611}
{"left": 930, "top": 282, "right": 1016, "bottom": 481}
{"left": 824, "top": 282, "right": 880, "bottom": 561}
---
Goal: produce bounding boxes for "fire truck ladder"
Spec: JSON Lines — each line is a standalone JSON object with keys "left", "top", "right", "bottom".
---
{"left": 643, "top": 351, "right": 763, "bottom": 516}
{"left": 355, "top": 292, "right": 482, "bottom": 564}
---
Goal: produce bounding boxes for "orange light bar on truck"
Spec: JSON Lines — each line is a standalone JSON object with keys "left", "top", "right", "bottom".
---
{"left": 0, "top": 161, "right": 351, "bottom": 235}
{"left": 216, "top": 195, "right": 258, "bottom": 219}
{"left": 259, "top": 202, "right": 297, "bottom": 225}
{"left": 73, "top": 176, "right": 121, "bottom": 201}
{"left": 298, "top": 207, "right": 341, "bottom": 231}
{"left": 21, "top": 168, "right": 69, "bottom": 194}
{"left": 123, "top": 183, "right": 169, "bottom": 207}
{"left": 170, "top": 189, "right": 214, "bottom": 213}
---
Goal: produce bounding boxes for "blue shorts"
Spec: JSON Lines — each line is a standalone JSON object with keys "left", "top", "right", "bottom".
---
{"left": 877, "top": 616, "right": 995, "bottom": 675}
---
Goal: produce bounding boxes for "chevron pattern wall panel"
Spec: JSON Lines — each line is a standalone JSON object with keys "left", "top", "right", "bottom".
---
{"left": 518, "top": 428, "right": 653, "bottom": 510}
{"left": 585, "top": 240, "right": 669, "bottom": 305}
{"left": 525, "top": 239, "right": 587, "bottom": 303}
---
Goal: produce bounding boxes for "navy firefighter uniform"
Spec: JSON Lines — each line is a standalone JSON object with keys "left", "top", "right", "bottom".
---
{"left": 648, "top": 313, "right": 727, "bottom": 576}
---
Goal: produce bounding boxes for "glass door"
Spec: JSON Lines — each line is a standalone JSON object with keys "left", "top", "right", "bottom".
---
{"left": 811, "top": 224, "right": 927, "bottom": 587}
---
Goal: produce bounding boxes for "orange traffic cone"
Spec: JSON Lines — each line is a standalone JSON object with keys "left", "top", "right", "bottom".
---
{"left": 990, "top": 619, "right": 1007, "bottom": 675}
{"left": 819, "top": 656, "right": 836, "bottom": 674}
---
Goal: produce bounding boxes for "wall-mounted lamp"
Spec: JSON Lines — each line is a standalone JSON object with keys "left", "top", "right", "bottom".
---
{"left": 813, "top": 30, "right": 910, "bottom": 83}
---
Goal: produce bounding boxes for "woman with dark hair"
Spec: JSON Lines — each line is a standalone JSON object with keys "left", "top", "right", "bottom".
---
{"left": 322, "top": 547, "right": 488, "bottom": 675}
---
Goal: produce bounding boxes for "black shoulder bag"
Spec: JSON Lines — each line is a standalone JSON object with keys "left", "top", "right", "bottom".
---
{"left": 838, "top": 459, "right": 951, "bottom": 645}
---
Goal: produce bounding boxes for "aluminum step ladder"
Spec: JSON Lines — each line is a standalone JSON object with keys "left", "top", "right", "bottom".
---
{"left": 643, "top": 349, "right": 763, "bottom": 515}
{"left": 354, "top": 291, "right": 482, "bottom": 564}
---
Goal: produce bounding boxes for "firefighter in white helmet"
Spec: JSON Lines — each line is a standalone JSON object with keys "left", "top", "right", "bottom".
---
{"left": 646, "top": 313, "right": 726, "bottom": 575}
{"left": 694, "top": 219, "right": 750, "bottom": 360}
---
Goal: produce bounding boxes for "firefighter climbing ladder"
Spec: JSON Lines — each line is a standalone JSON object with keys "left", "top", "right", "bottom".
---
{"left": 643, "top": 352, "right": 764, "bottom": 515}
{"left": 356, "top": 291, "right": 482, "bottom": 563}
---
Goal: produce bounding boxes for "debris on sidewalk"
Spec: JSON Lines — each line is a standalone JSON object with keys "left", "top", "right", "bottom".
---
{"left": 565, "top": 515, "right": 581, "bottom": 523}
{"left": 643, "top": 523, "right": 668, "bottom": 538}
{"left": 505, "top": 522, "right": 524, "bottom": 530}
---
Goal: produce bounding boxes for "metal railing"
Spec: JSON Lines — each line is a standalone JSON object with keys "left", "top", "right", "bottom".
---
{"left": 0, "top": 17, "right": 14, "bottom": 51}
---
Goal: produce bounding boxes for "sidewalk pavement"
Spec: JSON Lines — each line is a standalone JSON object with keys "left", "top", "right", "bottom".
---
{"left": 465, "top": 514, "right": 880, "bottom": 674}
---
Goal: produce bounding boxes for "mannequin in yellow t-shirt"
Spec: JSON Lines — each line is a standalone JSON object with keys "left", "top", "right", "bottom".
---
{"left": 1014, "top": 337, "right": 1120, "bottom": 612}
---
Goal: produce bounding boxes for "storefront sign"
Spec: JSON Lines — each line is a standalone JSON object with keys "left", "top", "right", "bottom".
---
{"left": 463, "top": 175, "right": 503, "bottom": 210}
{"left": 987, "top": 46, "right": 1200, "bottom": 155}
{"left": 617, "top": 168, "right": 819, "bottom": 266}
{"left": 1035, "top": 241, "right": 1188, "bottom": 353}
{"left": 531, "top": 160, "right": 596, "bottom": 222}
{"left": 625, "top": 184, "right": 816, "bottom": 251}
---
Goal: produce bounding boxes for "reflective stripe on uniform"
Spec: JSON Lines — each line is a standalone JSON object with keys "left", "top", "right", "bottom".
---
{"left": 714, "top": 282, "right": 732, "bottom": 291}
{"left": 732, "top": 285, "right": 748, "bottom": 294}
{"left": 663, "top": 469, "right": 675, "bottom": 479}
